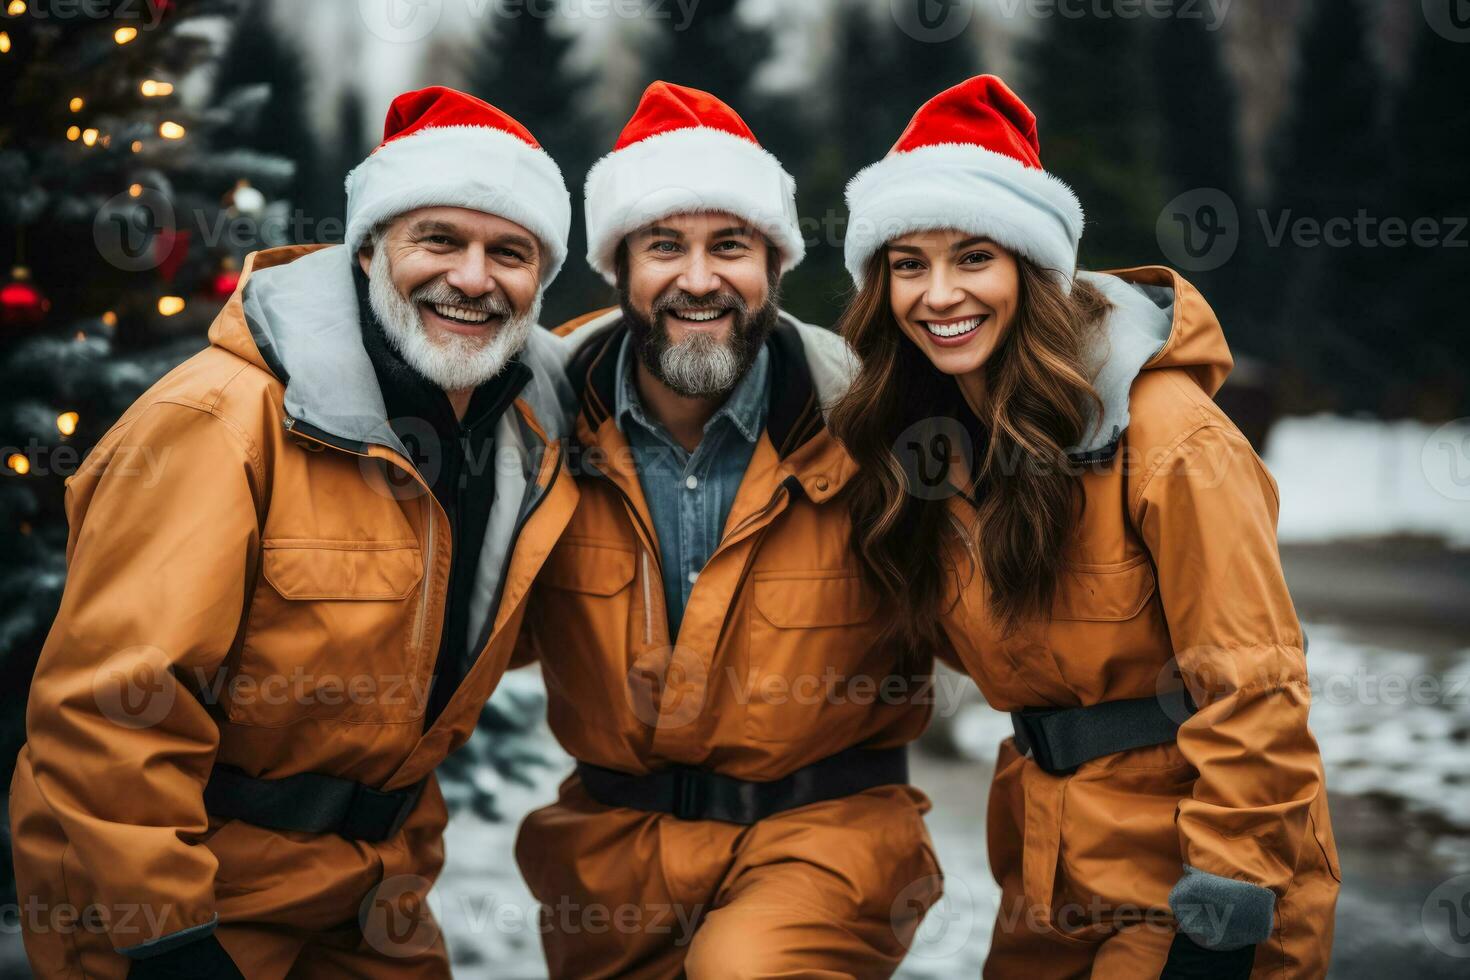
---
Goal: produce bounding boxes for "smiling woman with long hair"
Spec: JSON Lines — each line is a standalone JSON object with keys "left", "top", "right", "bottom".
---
{"left": 830, "top": 76, "right": 1339, "bottom": 978}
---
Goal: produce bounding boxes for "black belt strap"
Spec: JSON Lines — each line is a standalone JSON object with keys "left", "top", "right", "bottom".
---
{"left": 1012, "top": 688, "right": 1195, "bottom": 776}
{"left": 575, "top": 745, "right": 908, "bottom": 825}
{"left": 203, "top": 765, "right": 425, "bottom": 842}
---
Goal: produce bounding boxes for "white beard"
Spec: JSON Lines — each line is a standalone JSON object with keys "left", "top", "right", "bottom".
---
{"left": 367, "top": 246, "right": 539, "bottom": 392}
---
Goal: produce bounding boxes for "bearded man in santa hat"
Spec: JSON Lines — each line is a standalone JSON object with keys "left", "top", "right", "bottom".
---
{"left": 513, "top": 81, "right": 943, "bottom": 978}
{"left": 10, "top": 86, "right": 580, "bottom": 979}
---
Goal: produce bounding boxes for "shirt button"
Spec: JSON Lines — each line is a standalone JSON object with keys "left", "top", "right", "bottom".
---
{"left": 685, "top": 475, "right": 699, "bottom": 490}
{"left": 815, "top": 476, "right": 830, "bottom": 492}
{"left": 687, "top": 571, "right": 699, "bottom": 585}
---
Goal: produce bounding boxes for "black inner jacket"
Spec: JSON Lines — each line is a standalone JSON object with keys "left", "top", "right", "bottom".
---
{"left": 352, "top": 265, "right": 530, "bottom": 730}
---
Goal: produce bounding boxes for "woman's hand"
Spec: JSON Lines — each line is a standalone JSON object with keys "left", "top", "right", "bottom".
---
{"left": 1159, "top": 932, "right": 1256, "bottom": 980}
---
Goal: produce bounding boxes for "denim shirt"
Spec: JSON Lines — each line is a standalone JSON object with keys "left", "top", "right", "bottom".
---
{"left": 615, "top": 334, "right": 770, "bottom": 638}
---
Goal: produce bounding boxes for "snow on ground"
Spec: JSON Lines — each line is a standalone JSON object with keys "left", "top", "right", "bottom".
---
{"left": 1265, "top": 415, "right": 1470, "bottom": 548}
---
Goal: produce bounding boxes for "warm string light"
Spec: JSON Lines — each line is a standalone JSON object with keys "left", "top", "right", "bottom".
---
{"left": 0, "top": 32, "right": 11, "bottom": 55}
{"left": 56, "top": 412, "right": 79, "bottom": 437}
{"left": 114, "top": 26, "right": 137, "bottom": 44}
{"left": 69, "top": 97, "right": 83, "bottom": 112}
{"left": 128, "top": 183, "right": 143, "bottom": 198}
{"left": 6, "top": 1, "right": 26, "bottom": 14}
{"left": 140, "top": 80, "right": 174, "bottom": 97}
{"left": 66, "top": 125, "right": 80, "bottom": 141}
{"left": 81, "top": 128, "right": 99, "bottom": 147}
{"left": 158, "top": 121, "right": 185, "bottom": 140}
{"left": 6, "top": 454, "right": 29, "bottom": 475}
{"left": 157, "top": 296, "right": 185, "bottom": 316}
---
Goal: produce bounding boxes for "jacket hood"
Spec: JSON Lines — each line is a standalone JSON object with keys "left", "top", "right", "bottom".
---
{"left": 1071, "top": 266, "right": 1232, "bottom": 458}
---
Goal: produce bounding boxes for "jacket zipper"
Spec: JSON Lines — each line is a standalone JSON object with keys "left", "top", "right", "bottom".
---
{"left": 413, "top": 494, "right": 435, "bottom": 668}
{"left": 641, "top": 549, "right": 654, "bottom": 645}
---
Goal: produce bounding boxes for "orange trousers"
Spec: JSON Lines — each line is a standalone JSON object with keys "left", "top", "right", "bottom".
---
{"left": 514, "top": 775, "right": 944, "bottom": 979}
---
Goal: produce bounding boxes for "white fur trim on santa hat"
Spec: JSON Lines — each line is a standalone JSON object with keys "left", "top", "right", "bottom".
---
{"left": 345, "top": 125, "right": 571, "bottom": 286}
{"left": 843, "top": 142, "right": 1084, "bottom": 291}
{"left": 584, "top": 126, "right": 805, "bottom": 285}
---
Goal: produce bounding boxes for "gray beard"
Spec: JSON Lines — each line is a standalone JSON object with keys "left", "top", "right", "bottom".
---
{"left": 620, "top": 291, "right": 779, "bottom": 400}
{"left": 367, "top": 246, "right": 538, "bottom": 392}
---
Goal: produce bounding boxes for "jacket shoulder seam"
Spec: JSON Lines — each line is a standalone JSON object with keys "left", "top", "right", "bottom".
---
{"left": 144, "top": 397, "right": 267, "bottom": 488}
{"left": 1128, "top": 418, "right": 1236, "bottom": 517}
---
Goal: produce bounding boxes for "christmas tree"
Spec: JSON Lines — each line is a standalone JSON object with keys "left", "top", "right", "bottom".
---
{"left": 0, "top": 0, "right": 292, "bottom": 900}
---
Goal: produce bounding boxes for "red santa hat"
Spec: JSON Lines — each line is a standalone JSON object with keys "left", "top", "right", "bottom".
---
{"left": 844, "top": 75, "right": 1084, "bottom": 292}
{"left": 583, "top": 81, "right": 804, "bottom": 285}
{"left": 345, "top": 86, "right": 571, "bottom": 286}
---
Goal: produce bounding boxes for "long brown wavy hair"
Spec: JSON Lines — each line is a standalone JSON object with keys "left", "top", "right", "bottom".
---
{"left": 829, "top": 252, "right": 1110, "bottom": 650}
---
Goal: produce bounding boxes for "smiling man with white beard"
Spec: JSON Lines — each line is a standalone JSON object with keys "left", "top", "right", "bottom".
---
{"left": 10, "top": 86, "right": 581, "bottom": 979}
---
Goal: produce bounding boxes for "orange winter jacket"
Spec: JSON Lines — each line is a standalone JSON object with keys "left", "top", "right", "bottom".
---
{"left": 943, "top": 268, "right": 1338, "bottom": 974}
{"left": 517, "top": 309, "right": 934, "bottom": 781}
{"left": 9, "top": 244, "right": 578, "bottom": 966}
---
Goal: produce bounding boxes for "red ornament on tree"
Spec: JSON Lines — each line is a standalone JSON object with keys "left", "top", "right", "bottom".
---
{"left": 1, "top": 266, "right": 50, "bottom": 327}
{"left": 209, "top": 256, "right": 241, "bottom": 300}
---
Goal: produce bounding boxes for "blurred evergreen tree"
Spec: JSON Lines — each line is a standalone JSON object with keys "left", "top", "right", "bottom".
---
{"left": 464, "top": 5, "right": 606, "bottom": 325}
{"left": 1020, "top": 0, "right": 1165, "bottom": 270}
{"left": 1152, "top": 1, "right": 1249, "bottom": 346}
{"left": 777, "top": 0, "right": 985, "bottom": 325}
{"left": 1386, "top": 10, "right": 1470, "bottom": 417}
{"left": 0, "top": 0, "right": 289, "bottom": 902}
{"left": 1267, "top": 0, "right": 1386, "bottom": 413}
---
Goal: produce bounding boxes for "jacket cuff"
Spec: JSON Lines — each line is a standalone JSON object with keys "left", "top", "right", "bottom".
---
{"left": 1168, "top": 866, "right": 1275, "bottom": 950}
{"left": 116, "top": 914, "right": 219, "bottom": 959}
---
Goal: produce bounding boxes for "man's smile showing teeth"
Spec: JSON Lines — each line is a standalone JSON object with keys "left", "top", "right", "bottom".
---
{"left": 923, "top": 315, "right": 987, "bottom": 339}
{"left": 428, "top": 302, "right": 492, "bottom": 325}
{"left": 671, "top": 308, "right": 729, "bottom": 323}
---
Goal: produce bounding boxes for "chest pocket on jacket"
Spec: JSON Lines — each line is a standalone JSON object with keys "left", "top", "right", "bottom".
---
{"left": 744, "top": 571, "right": 880, "bottom": 744}
{"left": 231, "top": 540, "right": 425, "bottom": 728}
{"left": 535, "top": 540, "right": 638, "bottom": 737}
{"left": 263, "top": 542, "right": 423, "bottom": 600}
{"left": 1052, "top": 554, "right": 1157, "bottom": 622}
